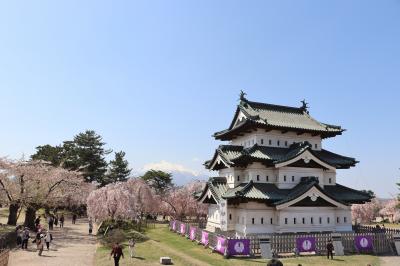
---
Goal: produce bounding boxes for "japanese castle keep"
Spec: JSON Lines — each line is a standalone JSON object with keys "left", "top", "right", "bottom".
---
{"left": 198, "top": 93, "right": 372, "bottom": 235}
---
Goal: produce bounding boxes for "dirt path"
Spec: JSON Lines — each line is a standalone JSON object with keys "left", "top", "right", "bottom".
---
{"left": 8, "top": 218, "right": 96, "bottom": 266}
{"left": 380, "top": 256, "right": 400, "bottom": 266}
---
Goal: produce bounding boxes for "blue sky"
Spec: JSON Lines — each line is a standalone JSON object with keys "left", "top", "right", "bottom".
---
{"left": 0, "top": 1, "right": 399, "bottom": 197}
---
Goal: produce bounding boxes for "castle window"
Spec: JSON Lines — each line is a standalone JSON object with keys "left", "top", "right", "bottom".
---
{"left": 337, "top": 217, "right": 340, "bottom": 223}
{"left": 311, "top": 217, "right": 314, "bottom": 224}
{"left": 270, "top": 218, "right": 273, "bottom": 224}
{"left": 252, "top": 140, "right": 254, "bottom": 145}
{"left": 344, "top": 217, "right": 347, "bottom": 223}
{"left": 294, "top": 218, "right": 296, "bottom": 224}
{"left": 277, "top": 140, "right": 280, "bottom": 146}
{"left": 302, "top": 217, "right": 305, "bottom": 224}
{"left": 327, "top": 217, "right": 330, "bottom": 224}
{"left": 257, "top": 175, "right": 260, "bottom": 181}
{"left": 229, "top": 214, "right": 232, "bottom": 220}
{"left": 266, "top": 176, "right": 269, "bottom": 182}
{"left": 237, "top": 176, "right": 240, "bottom": 181}
{"left": 284, "top": 218, "right": 288, "bottom": 224}
{"left": 285, "top": 141, "right": 288, "bottom": 146}
{"left": 315, "top": 144, "right": 318, "bottom": 149}
{"left": 269, "top": 140, "right": 272, "bottom": 145}
{"left": 252, "top": 218, "right": 255, "bottom": 224}
{"left": 261, "top": 218, "right": 264, "bottom": 224}
{"left": 261, "top": 139, "right": 264, "bottom": 144}
{"left": 319, "top": 217, "right": 322, "bottom": 224}
{"left": 329, "top": 178, "right": 332, "bottom": 184}
{"left": 292, "top": 176, "right": 295, "bottom": 182}
{"left": 284, "top": 175, "right": 287, "bottom": 182}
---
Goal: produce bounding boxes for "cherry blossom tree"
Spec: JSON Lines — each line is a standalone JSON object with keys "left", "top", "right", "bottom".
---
{"left": 379, "top": 199, "right": 400, "bottom": 223}
{"left": 161, "top": 181, "right": 207, "bottom": 220}
{"left": 86, "top": 178, "right": 156, "bottom": 223}
{"left": 0, "top": 158, "right": 87, "bottom": 227}
{"left": 351, "top": 198, "right": 382, "bottom": 224}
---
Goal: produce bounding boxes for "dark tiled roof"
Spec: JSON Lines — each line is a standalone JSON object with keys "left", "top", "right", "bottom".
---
{"left": 205, "top": 142, "right": 357, "bottom": 170}
{"left": 199, "top": 176, "right": 372, "bottom": 205}
{"left": 214, "top": 97, "right": 344, "bottom": 140}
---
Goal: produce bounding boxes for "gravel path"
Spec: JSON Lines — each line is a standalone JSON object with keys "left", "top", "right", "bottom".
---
{"left": 8, "top": 218, "right": 96, "bottom": 266}
{"left": 380, "top": 256, "right": 400, "bottom": 266}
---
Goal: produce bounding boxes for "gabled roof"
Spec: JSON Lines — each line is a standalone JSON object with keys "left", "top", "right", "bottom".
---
{"left": 198, "top": 176, "right": 372, "bottom": 206}
{"left": 205, "top": 141, "right": 357, "bottom": 170}
{"left": 214, "top": 96, "right": 344, "bottom": 140}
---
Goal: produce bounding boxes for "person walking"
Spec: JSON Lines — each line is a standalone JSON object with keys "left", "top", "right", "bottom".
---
{"left": 45, "top": 230, "right": 52, "bottom": 250}
{"left": 22, "top": 227, "right": 30, "bottom": 249}
{"left": 326, "top": 239, "right": 334, "bottom": 259}
{"left": 16, "top": 226, "right": 23, "bottom": 247}
{"left": 54, "top": 215, "right": 58, "bottom": 227}
{"left": 59, "top": 214, "right": 64, "bottom": 228}
{"left": 88, "top": 219, "right": 93, "bottom": 235}
{"left": 34, "top": 216, "right": 41, "bottom": 231}
{"left": 110, "top": 242, "right": 124, "bottom": 266}
{"left": 37, "top": 233, "right": 45, "bottom": 256}
{"left": 72, "top": 214, "right": 77, "bottom": 224}
{"left": 48, "top": 215, "right": 54, "bottom": 230}
{"left": 128, "top": 238, "right": 136, "bottom": 258}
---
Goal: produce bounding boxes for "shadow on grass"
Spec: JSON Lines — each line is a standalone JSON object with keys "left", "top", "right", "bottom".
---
{"left": 131, "top": 256, "right": 145, "bottom": 260}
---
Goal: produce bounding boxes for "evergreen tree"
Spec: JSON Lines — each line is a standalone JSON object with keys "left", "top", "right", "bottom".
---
{"left": 105, "top": 151, "right": 131, "bottom": 184}
{"left": 31, "top": 144, "right": 64, "bottom": 166}
{"left": 141, "top": 170, "right": 173, "bottom": 194}
{"left": 73, "top": 130, "right": 111, "bottom": 184}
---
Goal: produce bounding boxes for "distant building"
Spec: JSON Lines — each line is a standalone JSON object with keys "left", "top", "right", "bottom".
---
{"left": 198, "top": 93, "right": 371, "bottom": 235}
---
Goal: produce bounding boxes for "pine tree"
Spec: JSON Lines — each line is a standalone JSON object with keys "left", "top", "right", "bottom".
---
{"left": 73, "top": 130, "right": 111, "bottom": 184}
{"left": 141, "top": 170, "right": 173, "bottom": 195}
{"left": 31, "top": 144, "right": 64, "bottom": 166}
{"left": 106, "top": 151, "right": 131, "bottom": 184}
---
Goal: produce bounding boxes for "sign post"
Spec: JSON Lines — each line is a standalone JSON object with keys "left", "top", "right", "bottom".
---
{"left": 259, "top": 237, "right": 273, "bottom": 259}
{"left": 331, "top": 233, "right": 344, "bottom": 255}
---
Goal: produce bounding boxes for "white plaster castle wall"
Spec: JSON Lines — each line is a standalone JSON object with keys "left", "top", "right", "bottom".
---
{"left": 219, "top": 164, "right": 337, "bottom": 189}
{"left": 231, "top": 129, "right": 322, "bottom": 150}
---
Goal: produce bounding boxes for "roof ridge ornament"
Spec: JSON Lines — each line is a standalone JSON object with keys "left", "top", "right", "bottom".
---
{"left": 239, "top": 90, "right": 249, "bottom": 107}
{"left": 300, "top": 99, "right": 309, "bottom": 114}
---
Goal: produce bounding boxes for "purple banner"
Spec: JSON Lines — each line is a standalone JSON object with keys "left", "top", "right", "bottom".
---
{"left": 180, "top": 223, "right": 186, "bottom": 235}
{"left": 296, "top": 237, "right": 316, "bottom": 252}
{"left": 215, "top": 236, "right": 227, "bottom": 254}
{"left": 227, "top": 239, "right": 250, "bottom": 256}
{"left": 189, "top": 226, "right": 196, "bottom": 241}
{"left": 172, "top": 220, "right": 176, "bottom": 231}
{"left": 201, "top": 231, "right": 209, "bottom": 246}
{"left": 355, "top": 236, "right": 373, "bottom": 251}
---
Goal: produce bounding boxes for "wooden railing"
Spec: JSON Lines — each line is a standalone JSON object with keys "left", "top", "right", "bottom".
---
{"left": 354, "top": 224, "right": 400, "bottom": 235}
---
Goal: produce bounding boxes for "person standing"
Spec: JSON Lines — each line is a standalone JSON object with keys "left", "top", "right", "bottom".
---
{"left": 326, "top": 240, "right": 334, "bottom": 259}
{"left": 72, "top": 214, "right": 77, "bottom": 224}
{"left": 37, "top": 233, "right": 45, "bottom": 256}
{"left": 48, "top": 215, "right": 54, "bottom": 230}
{"left": 22, "top": 227, "right": 30, "bottom": 249}
{"left": 54, "top": 215, "right": 58, "bottom": 227}
{"left": 45, "top": 230, "right": 52, "bottom": 250}
{"left": 59, "top": 214, "right": 64, "bottom": 228}
{"left": 110, "top": 242, "right": 124, "bottom": 266}
{"left": 88, "top": 219, "right": 93, "bottom": 235}
{"left": 128, "top": 238, "right": 136, "bottom": 258}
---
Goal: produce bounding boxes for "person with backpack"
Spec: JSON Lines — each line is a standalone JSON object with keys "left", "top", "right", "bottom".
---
{"left": 45, "top": 230, "right": 52, "bottom": 250}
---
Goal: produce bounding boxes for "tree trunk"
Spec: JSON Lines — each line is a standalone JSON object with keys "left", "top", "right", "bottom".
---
{"left": 7, "top": 203, "right": 20, "bottom": 225}
{"left": 24, "top": 206, "right": 37, "bottom": 230}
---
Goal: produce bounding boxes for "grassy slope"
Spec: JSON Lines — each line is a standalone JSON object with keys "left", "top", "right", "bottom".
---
{"left": 95, "top": 225, "right": 381, "bottom": 266}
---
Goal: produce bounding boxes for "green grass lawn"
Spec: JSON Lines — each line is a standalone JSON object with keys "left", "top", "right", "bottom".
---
{"left": 94, "top": 224, "right": 381, "bottom": 266}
